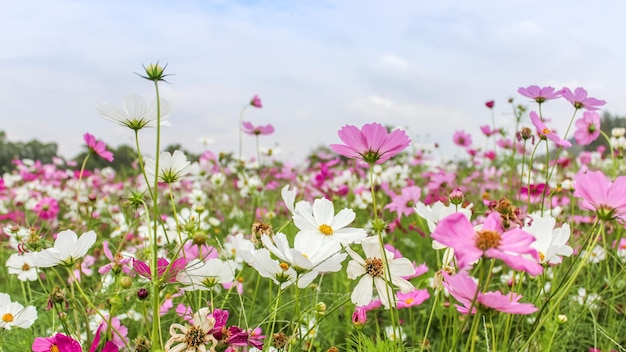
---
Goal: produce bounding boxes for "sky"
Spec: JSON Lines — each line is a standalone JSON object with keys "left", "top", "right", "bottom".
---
{"left": 1, "top": 0, "right": 625, "bottom": 163}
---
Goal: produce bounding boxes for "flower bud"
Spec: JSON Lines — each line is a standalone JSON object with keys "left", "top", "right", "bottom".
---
{"left": 137, "top": 288, "right": 149, "bottom": 300}
{"left": 449, "top": 188, "right": 464, "bottom": 205}
{"left": 485, "top": 100, "right": 495, "bottom": 109}
{"left": 142, "top": 62, "right": 167, "bottom": 81}
{"left": 120, "top": 276, "right": 132, "bottom": 288}
{"left": 193, "top": 233, "right": 207, "bottom": 245}
{"left": 556, "top": 314, "right": 568, "bottom": 324}
{"left": 315, "top": 302, "right": 327, "bottom": 316}
{"left": 519, "top": 127, "right": 533, "bottom": 140}
{"left": 352, "top": 307, "right": 367, "bottom": 329}
{"left": 250, "top": 95, "right": 263, "bottom": 108}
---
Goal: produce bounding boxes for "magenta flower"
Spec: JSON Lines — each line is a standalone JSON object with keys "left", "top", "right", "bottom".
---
{"left": 385, "top": 186, "right": 421, "bottom": 219}
{"left": 453, "top": 130, "right": 472, "bottom": 148}
{"left": 529, "top": 111, "right": 572, "bottom": 148}
{"left": 561, "top": 87, "right": 606, "bottom": 111}
{"left": 574, "top": 111, "right": 601, "bottom": 145}
{"left": 84, "top": 133, "right": 114, "bottom": 162}
{"left": 33, "top": 197, "right": 59, "bottom": 220}
{"left": 133, "top": 257, "right": 187, "bottom": 283}
{"left": 250, "top": 94, "right": 262, "bottom": 108}
{"left": 485, "top": 100, "right": 495, "bottom": 109}
{"left": 574, "top": 170, "right": 626, "bottom": 221}
{"left": 443, "top": 271, "right": 537, "bottom": 315}
{"left": 89, "top": 316, "right": 128, "bottom": 352}
{"left": 330, "top": 122, "right": 411, "bottom": 165}
{"left": 431, "top": 213, "right": 543, "bottom": 275}
{"left": 33, "top": 333, "right": 82, "bottom": 352}
{"left": 242, "top": 121, "right": 274, "bottom": 136}
{"left": 517, "top": 85, "right": 562, "bottom": 104}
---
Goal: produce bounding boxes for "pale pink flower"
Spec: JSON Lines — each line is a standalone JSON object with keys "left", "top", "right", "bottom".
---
{"left": 529, "top": 111, "right": 571, "bottom": 148}
{"left": 431, "top": 213, "right": 543, "bottom": 275}
{"left": 385, "top": 186, "right": 421, "bottom": 219}
{"left": 396, "top": 289, "right": 430, "bottom": 309}
{"left": 330, "top": 122, "right": 411, "bottom": 164}
{"left": 517, "top": 85, "right": 562, "bottom": 104}
{"left": 443, "top": 271, "right": 537, "bottom": 314}
{"left": 84, "top": 133, "right": 114, "bottom": 162}
{"left": 574, "top": 111, "right": 601, "bottom": 145}
{"left": 453, "top": 130, "right": 472, "bottom": 148}
{"left": 561, "top": 87, "right": 606, "bottom": 111}
{"left": 573, "top": 170, "right": 626, "bottom": 221}
{"left": 242, "top": 121, "right": 274, "bottom": 136}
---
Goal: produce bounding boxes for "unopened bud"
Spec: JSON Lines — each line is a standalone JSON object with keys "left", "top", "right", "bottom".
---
{"left": 137, "top": 288, "right": 149, "bottom": 300}
{"left": 556, "top": 314, "right": 568, "bottom": 324}
{"left": 352, "top": 307, "right": 367, "bottom": 329}
{"left": 120, "top": 276, "right": 132, "bottom": 288}
{"left": 315, "top": 302, "right": 327, "bottom": 316}
{"left": 449, "top": 188, "right": 464, "bottom": 205}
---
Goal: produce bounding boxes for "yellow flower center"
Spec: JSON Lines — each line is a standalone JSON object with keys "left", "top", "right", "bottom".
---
{"left": 539, "top": 252, "right": 545, "bottom": 262}
{"left": 319, "top": 224, "right": 333, "bottom": 235}
{"left": 542, "top": 128, "right": 551, "bottom": 135}
{"left": 475, "top": 230, "right": 502, "bottom": 251}
{"left": 184, "top": 326, "right": 206, "bottom": 348}
{"left": 404, "top": 298, "right": 414, "bottom": 304}
{"left": 51, "top": 346, "right": 60, "bottom": 352}
{"left": 22, "top": 263, "right": 30, "bottom": 271}
{"left": 2, "top": 313, "right": 13, "bottom": 323}
{"left": 365, "top": 258, "right": 384, "bottom": 278}
{"left": 279, "top": 262, "right": 290, "bottom": 271}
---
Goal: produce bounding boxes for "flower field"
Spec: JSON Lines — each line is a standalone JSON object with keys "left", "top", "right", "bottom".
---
{"left": 0, "top": 64, "right": 625, "bottom": 352}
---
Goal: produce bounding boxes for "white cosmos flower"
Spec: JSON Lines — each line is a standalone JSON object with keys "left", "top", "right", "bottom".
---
{"left": 6, "top": 253, "right": 38, "bottom": 281}
{"left": 414, "top": 201, "right": 473, "bottom": 249}
{"left": 524, "top": 215, "right": 573, "bottom": 264}
{"left": 249, "top": 248, "right": 297, "bottom": 289}
{"left": 145, "top": 150, "right": 190, "bottom": 184}
{"left": 346, "top": 236, "right": 415, "bottom": 309}
{"left": 96, "top": 94, "right": 172, "bottom": 130}
{"left": 0, "top": 293, "right": 37, "bottom": 330}
{"left": 261, "top": 233, "right": 347, "bottom": 288}
{"left": 33, "top": 230, "right": 96, "bottom": 268}
{"left": 176, "top": 258, "right": 237, "bottom": 291}
{"left": 281, "top": 185, "right": 297, "bottom": 215}
{"left": 293, "top": 197, "right": 366, "bottom": 246}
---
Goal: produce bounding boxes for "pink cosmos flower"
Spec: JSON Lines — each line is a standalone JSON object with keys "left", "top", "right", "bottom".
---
{"left": 32, "top": 333, "right": 82, "bottom": 352}
{"left": 517, "top": 85, "right": 562, "bottom": 104}
{"left": 431, "top": 212, "right": 543, "bottom": 275}
{"left": 98, "top": 241, "right": 132, "bottom": 275}
{"left": 529, "top": 111, "right": 572, "bottom": 148}
{"left": 90, "top": 316, "right": 127, "bottom": 352}
{"left": 330, "top": 122, "right": 411, "bottom": 165}
{"left": 480, "top": 125, "right": 499, "bottom": 137}
{"left": 84, "top": 133, "right": 114, "bottom": 162}
{"left": 133, "top": 257, "right": 187, "bottom": 283}
{"left": 242, "top": 121, "right": 274, "bottom": 136}
{"left": 573, "top": 170, "right": 626, "bottom": 221}
{"left": 453, "top": 130, "right": 472, "bottom": 148}
{"left": 443, "top": 271, "right": 537, "bottom": 315}
{"left": 385, "top": 186, "right": 421, "bottom": 219}
{"left": 33, "top": 197, "right": 59, "bottom": 220}
{"left": 561, "top": 87, "right": 606, "bottom": 111}
{"left": 396, "top": 289, "right": 430, "bottom": 309}
{"left": 250, "top": 95, "right": 262, "bottom": 108}
{"left": 485, "top": 100, "right": 495, "bottom": 109}
{"left": 574, "top": 111, "right": 601, "bottom": 146}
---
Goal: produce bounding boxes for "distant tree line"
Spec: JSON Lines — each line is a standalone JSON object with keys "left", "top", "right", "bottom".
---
{"left": 0, "top": 131, "right": 200, "bottom": 177}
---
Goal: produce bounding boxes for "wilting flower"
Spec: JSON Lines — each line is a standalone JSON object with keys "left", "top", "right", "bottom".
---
{"left": 574, "top": 111, "right": 601, "bottom": 146}
{"left": 242, "top": 121, "right": 274, "bottom": 136}
{"left": 0, "top": 293, "right": 37, "bottom": 330}
{"left": 561, "top": 87, "right": 606, "bottom": 111}
{"left": 133, "top": 257, "right": 187, "bottom": 283}
{"left": 517, "top": 85, "right": 562, "bottom": 104}
{"left": 145, "top": 150, "right": 190, "bottom": 184}
{"left": 453, "top": 130, "right": 472, "bottom": 148}
{"left": 32, "top": 333, "right": 82, "bottom": 352}
{"left": 431, "top": 213, "right": 543, "bottom": 275}
{"left": 443, "top": 271, "right": 537, "bottom": 314}
{"left": 529, "top": 111, "right": 572, "bottom": 148}
{"left": 165, "top": 308, "right": 218, "bottom": 352}
{"left": 346, "top": 236, "right": 415, "bottom": 309}
{"left": 330, "top": 122, "right": 411, "bottom": 164}
{"left": 250, "top": 94, "right": 263, "bottom": 108}
{"left": 33, "top": 230, "right": 97, "bottom": 268}
{"left": 573, "top": 170, "right": 626, "bottom": 221}
{"left": 84, "top": 133, "right": 114, "bottom": 162}
{"left": 96, "top": 94, "right": 172, "bottom": 131}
